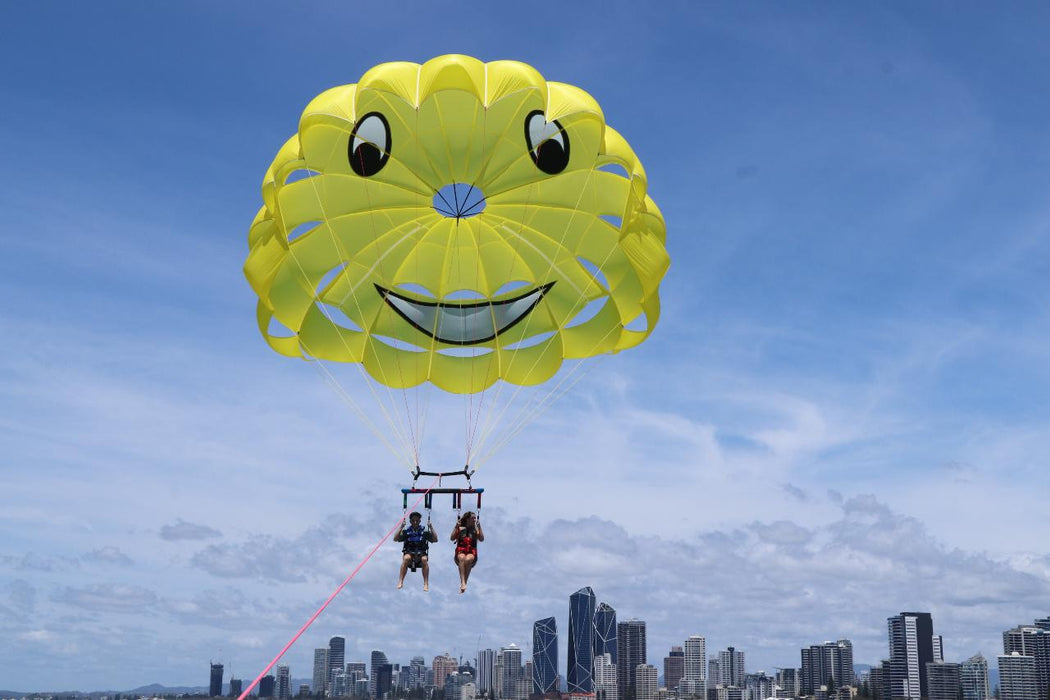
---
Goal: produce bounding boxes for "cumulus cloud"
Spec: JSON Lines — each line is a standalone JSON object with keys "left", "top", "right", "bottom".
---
{"left": 0, "top": 552, "right": 79, "bottom": 572}
{"left": 83, "top": 546, "right": 133, "bottom": 566}
{"left": 53, "top": 584, "right": 158, "bottom": 614}
{"left": 188, "top": 509, "right": 397, "bottom": 583}
{"left": 172, "top": 495, "right": 1049, "bottom": 672}
{"left": 160, "top": 519, "right": 223, "bottom": 541}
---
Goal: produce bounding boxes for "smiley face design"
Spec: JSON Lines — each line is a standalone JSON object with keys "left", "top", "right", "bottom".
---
{"left": 245, "top": 55, "right": 668, "bottom": 393}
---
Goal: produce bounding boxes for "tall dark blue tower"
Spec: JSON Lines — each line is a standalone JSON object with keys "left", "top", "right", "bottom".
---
{"left": 594, "top": 602, "right": 618, "bottom": 665}
{"left": 209, "top": 663, "right": 224, "bottom": 697}
{"left": 533, "top": 616, "right": 559, "bottom": 694}
{"left": 568, "top": 586, "right": 596, "bottom": 693}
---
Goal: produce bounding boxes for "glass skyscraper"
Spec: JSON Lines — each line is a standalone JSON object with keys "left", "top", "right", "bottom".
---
{"left": 887, "top": 612, "right": 936, "bottom": 699}
{"left": 478, "top": 649, "right": 496, "bottom": 694}
{"left": 329, "top": 636, "right": 346, "bottom": 690}
{"left": 209, "top": 662, "right": 224, "bottom": 697}
{"left": 617, "top": 618, "right": 647, "bottom": 700}
{"left": 276, "top": 665, "right": 291, "bottom": 700}
{"left": 960, "top": 653, "right": 990, "bottom": 700}
{"left": 533, "top": 616, "right": 559, "bottom": 694}
{"left": 568, "top": 586, "right": 596, "bottom": 693}
{"left": 594, "top": 602, "right": 618, "bottom": 666}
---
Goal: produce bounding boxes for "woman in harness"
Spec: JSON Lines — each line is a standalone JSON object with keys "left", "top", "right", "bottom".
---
{"left": 394, "top": 511, "right": 437, "bottom": 591}
{"left": 451, "top": 511, "right": 484, "bottom": 594}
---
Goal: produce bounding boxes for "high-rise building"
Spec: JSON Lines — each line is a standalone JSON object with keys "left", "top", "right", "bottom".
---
{"left": 259, "top": 675, "right": 276, "bottom": 698}
{"left": 494, "top": 650, "right": 505, "bottom": 699}
{"left": 210, "top": 662, "right": 224, "bottom": 697}
{"left": 371, "top": 650, "right": 389, "bottom": 696}
{"left": 998, "top": 652, "right": 1038, "bottom": 700}
{"left": 683, "top": 636, "right": 706, "bottom": 691}
{"left": 960, "top": 654, "right": 990, "bottom": 700}
{"left": 595, "top": 653, "right": 618, "bottom": 700}
{"left": 707, "top": 659, "right": 719, "bottom": 692}
{"left": 314, "top": 648, "right": 329, "bottom": 696}
{"left": 776, "top": 667, "right": 800, "bottom": 698}
{"left": 926, "top": 662, "right": 960, "bottom": 700}
{"left": 230, "top": 678, "right": 243, "bottom": 697}
{"left": 276, "top": 665, "right": 292, "bottom": 700}
{"left": 595, "top": 603, "right": 618, "bottom": 665}
{"left": 569, "top": 587, "right": 597, "bottom": 693}
{"left": 501, "top": 644, "right": 524, "bottom": 699}
{"left": 1003, "top": 622, "right": 1050, "bottom": 695}
{"left": 435, "top": 653, "right": 459, "bottom": 690}
{"left": 714, "top": 687, "right": 742, "bottom": 700}
{"left": 800, "top": 640, "right": 854, "bottom": 693}
{"left": 867, "top": 665, "right": 884, "bottom": 700}
{"left": 636, "top": 664, "right": 658, "bottom": 700}
{"left": 534, "top": 617, "right": 559, "bottom": 694}
{"left": 617, "top": 619, "right": 647, "bottom": 700}
{"left": 329, "top": 637, "right": 346, "bottom": 692}
{"left": 716, "top": 648, "right": 744, "bottom": 689}
{"left": 408, "top": 656, "right": 427, "bottom": 690}
{"left": 330, "top": 670, "right": 349, "bottom": 697}
{"left": 887, "top": 612, "right": 936, "bottom": 699}
{"left": 376, "top": 663, "right": 394, "bottom": 698}
{"left": 478, "top": 649, "right": 497, "bottom": 694}
{"left": 743, "top": 673, "right": 772, "bottom": 700}
{"left": 664, "top": 647, "right": 684, "bottom": 692}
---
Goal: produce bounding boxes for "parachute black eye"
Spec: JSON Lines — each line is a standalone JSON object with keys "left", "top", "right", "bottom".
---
{"left": 348, "top": 112, "right": 391, "bottom": 177}
{"left": 525, "top": 110, "right": 570, "bottom": 175}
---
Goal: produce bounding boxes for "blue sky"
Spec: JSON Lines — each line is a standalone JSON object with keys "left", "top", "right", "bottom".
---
{"left": 2, "top": 1, "right": 1050, "bottom": 692}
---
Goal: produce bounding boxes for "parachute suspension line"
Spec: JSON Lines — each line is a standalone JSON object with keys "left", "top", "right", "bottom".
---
{"left": 480, "top": 162, "right": 631, "bottom": 461}
{"left": 463, "top": 98, "right": 494, "bottom": 469}
{"left": 362, "top": 171, "right": 421, "bottom": 465}
{"left": 465, "top": 159, "right": 543, "bottom": 474}
{"left": 474, "top": 326, "right": 617, "bottom": 468}
{"left": 470, "top": 165, "right": 601, "bottom": 469}
{"left": 296, "top": 136, "right": 424, "bottom": 469}
{"left": 273, "top": 180, "right": 419, "bottom": 467}
{"left": 235, "top": 480, "right": 437, "bottom": 700}
{"left": 306, "top": 352, "right": 414, "bottom": 467}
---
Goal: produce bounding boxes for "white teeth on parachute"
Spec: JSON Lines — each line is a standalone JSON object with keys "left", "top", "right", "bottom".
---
{"left": 376, "top": 283, "right": 554, "bottom": 345}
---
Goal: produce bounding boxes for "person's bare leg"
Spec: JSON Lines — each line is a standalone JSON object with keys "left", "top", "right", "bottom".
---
{"left": 457, "top": 554, "right": 468, "bottom": 593}
{"left": 421, "top": 556, "right": 430, "bottom": 591}
{"left": 397, "top": 554, "right": 410, "bottom": 589}
{"left": 460, "top": 554, "right": 476, "bottom": 592}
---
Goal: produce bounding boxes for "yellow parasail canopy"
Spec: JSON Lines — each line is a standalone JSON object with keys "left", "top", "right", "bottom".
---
{"left": 245, "top": 54, "right": 669, "bottom": 394}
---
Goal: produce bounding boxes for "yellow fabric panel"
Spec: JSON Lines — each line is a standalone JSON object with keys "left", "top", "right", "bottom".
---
{"left": 357, "top": 62, "right": 419, "bottom": 105}
{"left": 615, "top": 292, "right": 661, "bottom": 352}
{"left": 418, "top": 55, "right": 487, "bottom": 105}
{"left": 501, "top": 333, "right": 565, "bottom": 386}
{"left": 244, "top": 55, "right": 669, "bottom": 393}
{"left": 430, "top": 349, "right": 501, "bottom": 393}
{"left": 562, "top": 298, "right": 623, "bottom": 357}
{"left": 484, "top": 61, "right": 546, "bottom": 105}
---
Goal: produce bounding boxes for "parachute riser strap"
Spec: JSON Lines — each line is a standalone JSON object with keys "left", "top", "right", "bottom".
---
{"left": 411, "top": 465, "right": 475, "bottom": 488}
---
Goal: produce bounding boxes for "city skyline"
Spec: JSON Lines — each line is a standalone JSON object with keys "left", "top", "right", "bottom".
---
{"left": 4, "top": 3, "right": 1050, "bottom": 692}
{"left": 11, "top": 604, "right": 1050, "bottom": 697}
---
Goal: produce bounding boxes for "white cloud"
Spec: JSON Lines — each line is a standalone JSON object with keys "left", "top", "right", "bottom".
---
{"left": 84, "top": 546, "right": 134, "bottom": 566}
{"left": 159, "top": 520, "right": 223, "bottom": 542}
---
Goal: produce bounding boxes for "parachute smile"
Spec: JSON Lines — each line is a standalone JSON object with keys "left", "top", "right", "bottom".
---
{"left": 376, "top": 283, "right": 555, "bottom": 346}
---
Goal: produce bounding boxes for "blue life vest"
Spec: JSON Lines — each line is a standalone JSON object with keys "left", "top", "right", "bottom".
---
{"left": 403, "top": 524, "right": 429, "bottom": 554}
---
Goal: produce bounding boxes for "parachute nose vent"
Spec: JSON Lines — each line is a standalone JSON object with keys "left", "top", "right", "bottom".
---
{"left": 433, "top": 183, "right": 486, "bottom": 219}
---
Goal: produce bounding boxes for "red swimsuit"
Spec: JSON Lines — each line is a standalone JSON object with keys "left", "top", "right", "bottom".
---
{"left": 455, "top": 528, "right": 478, "bottom": 561}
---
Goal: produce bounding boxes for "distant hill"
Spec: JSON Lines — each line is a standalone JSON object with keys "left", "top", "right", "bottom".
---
{"left": 0, "top": 678, "right": 313, "bottom": 698}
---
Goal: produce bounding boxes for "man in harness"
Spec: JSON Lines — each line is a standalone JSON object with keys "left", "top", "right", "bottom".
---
{"left": 394, "top": 511, "right": 438, "bottom": 591}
